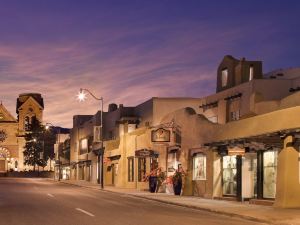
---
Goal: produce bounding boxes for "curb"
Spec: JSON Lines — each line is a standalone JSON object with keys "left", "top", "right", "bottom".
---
{"left": 57, "top": 181, "right": 289, "bottom": 225}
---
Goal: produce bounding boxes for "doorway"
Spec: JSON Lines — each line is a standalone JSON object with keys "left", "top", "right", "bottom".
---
{"left": 222, "top": 155, "right": 237, "bottom": 196}
{"left": 263, "top": 151, "right": 277, "bottom": 198}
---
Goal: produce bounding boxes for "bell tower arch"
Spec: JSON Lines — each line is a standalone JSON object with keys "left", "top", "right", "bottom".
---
{"left": 16, "top": 93, "right": 44, "bottom": 133}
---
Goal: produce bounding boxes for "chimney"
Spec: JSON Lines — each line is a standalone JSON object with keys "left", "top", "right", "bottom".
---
{"left": 108, "top": 103, "right": 118, "bottom": 112}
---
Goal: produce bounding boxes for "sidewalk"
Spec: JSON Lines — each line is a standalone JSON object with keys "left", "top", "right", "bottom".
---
{"left": 58, "top": 179, "right": 300, "bottom": 225}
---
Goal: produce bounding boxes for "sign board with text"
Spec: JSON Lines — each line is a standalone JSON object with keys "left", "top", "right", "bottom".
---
{"left": 151, "top": 128, "right": 171, "bottom": 142}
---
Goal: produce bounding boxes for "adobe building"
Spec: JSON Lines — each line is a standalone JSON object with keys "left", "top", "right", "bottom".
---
{"left": 0, "top": 93, "right": 44, "bottom": 173}
{"left": 159, "top": 56, "right": 300, "bottom": 208}
{"left": 69, "top": 55, "right": 300, "bottom": 208}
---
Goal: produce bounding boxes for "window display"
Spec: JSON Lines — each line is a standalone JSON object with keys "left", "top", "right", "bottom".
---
{"left": 222, "top": 155, "right": 237, "bottom": 196}
{"left": 167, "top": 152, "right": 177, "bottom": 176}
{"left": 193, "top": 154, "right": 206, "bottom": 180}
{"left": 263, "top": 151, "right": 277, "bottom": 198}
{"left": 138, "top": 158, "right": 146, "bottom": 182}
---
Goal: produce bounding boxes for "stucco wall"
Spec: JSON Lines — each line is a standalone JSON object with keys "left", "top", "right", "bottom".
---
{"left": 211, "top": 106, "right": 300, "bottom": 143}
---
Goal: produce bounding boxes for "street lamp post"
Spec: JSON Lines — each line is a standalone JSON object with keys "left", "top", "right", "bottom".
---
{"left": 46, "top": 123, "right": 61, "bottom": 181}
{"left": 77, "top": 88, "right": 104, "bottom": 189}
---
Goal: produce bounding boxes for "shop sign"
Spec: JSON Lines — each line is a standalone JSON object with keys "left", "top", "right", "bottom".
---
{"left": 151, "top": 128, "right": 171, "bottom": 142}
{"left": 135, "top": 149, "right": 154, "bottom": 158}
{"left": 228, "top": 146, "right": 245, "bottom": 156}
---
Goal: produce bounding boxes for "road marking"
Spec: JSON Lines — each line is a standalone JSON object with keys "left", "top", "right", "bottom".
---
{"left": 75, "top": 208, "right": 95, "bottom": 217}
{"left": 47, "top": 193, "right": 55, "bottom": 198}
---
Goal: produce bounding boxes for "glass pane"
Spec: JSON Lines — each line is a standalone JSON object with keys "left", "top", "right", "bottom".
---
{"left": 242, "top": 154, "right": 257, "bottom": 198}
{"left": 263, "top": 151, "right": 277, "bottom": 198}
{"left": 193, "top": 154, "right": 206, "bottom": 180}
{"left": 222, "top": 156, "right": 237, "bottom": 196}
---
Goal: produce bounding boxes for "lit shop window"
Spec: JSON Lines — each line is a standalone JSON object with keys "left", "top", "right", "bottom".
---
{"left": 128, "top": 157, "right": 134, "bottom": 182}
{"left": 221, "top": 69, "right": 228, "bottom": 87}
{"left": 263, "top": 151, "right": 278, "bottom": 199}
{"left": 193, "top": 153, "right": 206, "bottom": 180}
{"left": 249, "top": 66, "right": 254, "bottom": 81}
{"left": 138, "top": 158, "right": 146, "bottom": 182}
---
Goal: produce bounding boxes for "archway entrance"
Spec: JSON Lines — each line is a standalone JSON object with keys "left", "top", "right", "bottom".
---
{"left": 0, "top": 147, "right": 10, "bottom": 173}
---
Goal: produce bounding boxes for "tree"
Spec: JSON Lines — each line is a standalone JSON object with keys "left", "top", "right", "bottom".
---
{"left": 23, "top": 118, "right": 56, "bottom": 171}
{"left": 23, "top": 117, "right": 45, "bottom": 171}
{"left": 43, "top": 128, "right": 56, "bottom": 162}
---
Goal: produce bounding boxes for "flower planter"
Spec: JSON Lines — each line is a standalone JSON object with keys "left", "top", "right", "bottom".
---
{"left": 173, "top": 180, "right": 182, "bottom": 195}
{"left": 149, "top": 176, "right": 157, "bottom": 193}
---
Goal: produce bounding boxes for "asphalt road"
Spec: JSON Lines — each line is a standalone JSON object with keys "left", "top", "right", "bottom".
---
{"left": 0, "top": 178, "right": 266, "bottom": 225}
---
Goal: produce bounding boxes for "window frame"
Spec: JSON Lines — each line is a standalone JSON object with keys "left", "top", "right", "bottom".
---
{"left": 138, "top": 157, "right": 146, "bottom": 182}
{"left": 79, "top": 138, "right": 88, "bottom": 155}
{"left": 249, "top": 65, "right": 254, "bottom": 81}
{"left": 221, "top": 68, "right": 228, "bottom": 87}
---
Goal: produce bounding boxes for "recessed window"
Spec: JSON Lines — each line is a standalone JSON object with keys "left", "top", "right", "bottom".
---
{"left": 128, "top": 157, "right": 134, "bottom": 182}
{"left": 79, "top": 138, "right": 88, "bottom": 155}
{"left": 193, "top": 153, "right": 206, "bottom": 180}
{"left": 230, "top": 110, "right": 240, "bottom": 121}
{"left": 221, "top": 69, "right": 228, "bottom": 87}
{"left": 249, "top": 66, "right": 254, "bottom": 81}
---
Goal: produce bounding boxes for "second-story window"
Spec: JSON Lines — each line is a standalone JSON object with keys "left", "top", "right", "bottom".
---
{"left": 24, "top": 116, "right": 30, "bottom": 131}
{"left": 79, "top": 138, "right": 88, "bottom": 155}
{"left": 230, "top": 110, "right": 240, "bottom": 121}
{"left": 221, "top": 69, "right": 228, "bottom": 87}
{"left": 249, "top": 66, "right": 254, "bottom": 81}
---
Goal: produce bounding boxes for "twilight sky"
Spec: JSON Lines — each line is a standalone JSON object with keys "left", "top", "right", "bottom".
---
{"left": 0, "top": 0, "right": 299, "bottom": 127}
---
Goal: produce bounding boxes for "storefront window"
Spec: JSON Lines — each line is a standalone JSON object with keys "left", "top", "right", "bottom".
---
{"left": 128, "top": 157, "right": 134, "bottom": 182}
{"left": 138, "top": 158, "right": 146, "bottom": 182}
{"left": 150, "top": 157, "right": 158, "bottom": 171}
{"left": 167, "top": 152, "right": 177, "bottom": 176}
{"left": 222, "top": 155, "right": 237, "bottom": 196}
{"left": 193, "top": 153, "right": 206, "bottom": 180}
{"left": 263, "top": 151, "right": 277, "bottom": 198}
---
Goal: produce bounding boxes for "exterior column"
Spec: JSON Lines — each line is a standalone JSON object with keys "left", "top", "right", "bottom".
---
{"left": 236, "top": 155, "right": 242, "bottom": 201}
{"left": 256, "top": 151, "right": 264, "bottom": 199}
{"left": 274, "top": 135, "right": 300, "bottom": 208}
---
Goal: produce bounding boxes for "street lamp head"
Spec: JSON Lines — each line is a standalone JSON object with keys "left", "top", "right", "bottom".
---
{"left": 77, "top": 88, "right": 87, "bottom": 102}
{"left": 33, "top": 138, "right": 37, "bottom": 142}
{"left": 45, "top": 125, "right": 50, "bottom": 130}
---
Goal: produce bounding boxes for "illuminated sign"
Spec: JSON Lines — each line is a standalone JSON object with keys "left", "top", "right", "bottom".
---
{"left": 151, "top": 128, "right": 171, "bottom": 142}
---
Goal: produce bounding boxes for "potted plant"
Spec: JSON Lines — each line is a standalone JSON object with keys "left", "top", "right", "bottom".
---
{"left": 155, "top": 167, "right": 166, "bottom": 193}
{"left": 172, "top": 168, "right": 186, "bottom": 195}
{"left": 143, "top": 168, "right": 158, "bottom": 193}
{"left": 143, "top": 167, "right": 166, "bottom": 193}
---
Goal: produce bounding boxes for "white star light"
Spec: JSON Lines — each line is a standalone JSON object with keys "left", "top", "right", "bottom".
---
{"left": 77, "top": 90, "right": 87, "bottom": 102}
